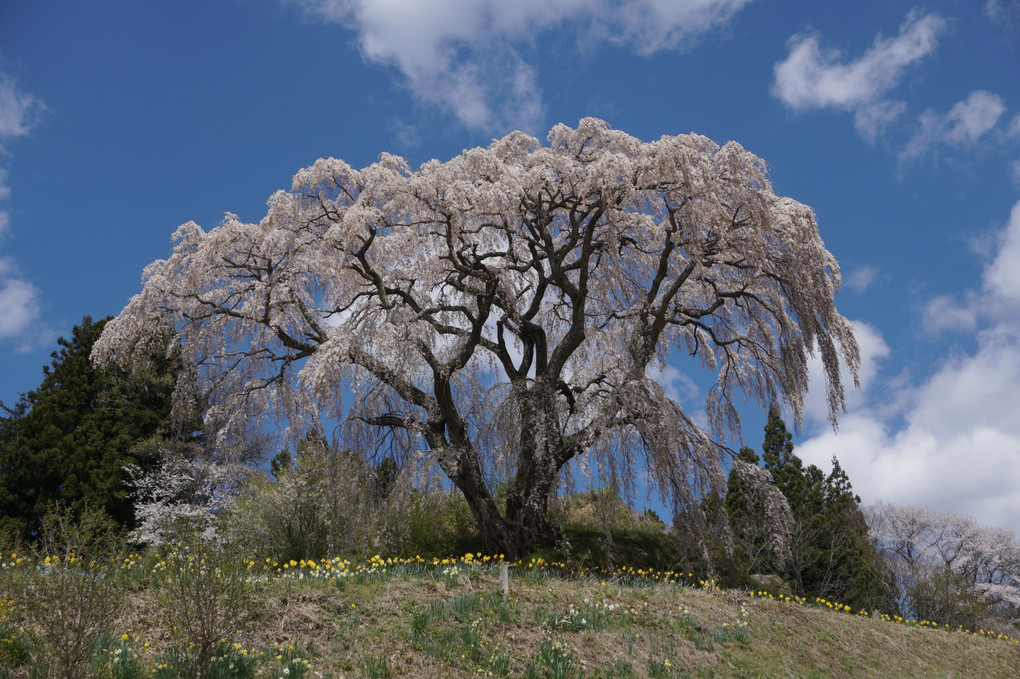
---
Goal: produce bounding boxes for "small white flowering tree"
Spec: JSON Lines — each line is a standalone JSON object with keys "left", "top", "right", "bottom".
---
{"left": 866, "top": 502, "right": 1020, "bottom": 623}
{"left": 126, "top": 436, "right": 258, "bottom": 547}
{"left": 93, "top": 118, "right": 858, "bottom": 559}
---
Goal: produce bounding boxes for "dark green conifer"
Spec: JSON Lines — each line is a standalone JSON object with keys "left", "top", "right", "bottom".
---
{"left": 0, "top": 316, "right": 178, "bottom": 538}
{"left": 723, "top": 405, "right": 895, "bottom": 611}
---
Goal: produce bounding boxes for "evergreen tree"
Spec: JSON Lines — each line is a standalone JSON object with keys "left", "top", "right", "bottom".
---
{"left": 269, "top": 449, "right": 294, "bottom": 480}
{"left": 0, "top": 316, "right": 178, "bottom": 538}
{"left": 374, "top": 457, "right": 400, "bottom": 501}
{"left": 742, "top": 406, "right": 894, "bottom": 611}
{"left": 760, "top": 405, "right": 807, "bottom": 502}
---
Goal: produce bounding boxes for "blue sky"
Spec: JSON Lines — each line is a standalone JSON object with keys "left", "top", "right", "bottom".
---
{"left": 1, "top": 0, "right": 1019, "bottom": 532}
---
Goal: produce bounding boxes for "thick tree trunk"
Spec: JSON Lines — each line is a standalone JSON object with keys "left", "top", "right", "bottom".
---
{"left": 437, "top": 378, "right": 567, "bottom": 561}
{"left": 501, "top": 380, "right": 562, "bottom": 558}
{"left": 454, "top": 452, "right": 558, "bottom": 561}
{"left": 504, "top": 478, "right": 557, "bottom": 559}
{"left": 456, "top": 469, "right": 515, "bottom": 557}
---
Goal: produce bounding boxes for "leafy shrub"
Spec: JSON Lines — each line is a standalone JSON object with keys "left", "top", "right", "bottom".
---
{"left": 549, "top": 489, "right": 683, "bottom": 572}
{"left": 224, "top": 436, "right": 381, "bottom": 562}
{"left": 911, "top": 566, "right": 993, "bottom": 630}
{"left": 0, "top": 625, "right": 32, "bottom": 668}
{"left": 562, "top": 525, "right": 684, "bottom": 573}
{"left": 154, "top": 532, "right": 261, "bottom": 678}
{"left": 25, "top": 505, "right": 128, "bottom": 679}
{"left": 396, "top": 491, "right": 484, "bottom": 559}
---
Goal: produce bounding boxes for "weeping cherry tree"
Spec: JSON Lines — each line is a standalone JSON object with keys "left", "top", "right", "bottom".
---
{"left": 92, "top": 118, "right": 858, "bottom": 559}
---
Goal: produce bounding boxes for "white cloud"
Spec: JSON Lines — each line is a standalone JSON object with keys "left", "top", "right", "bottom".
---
{"left": 1008, "top": 114, "right": 1020, "bottom": 140}
{"left": 603, "top": 0, "right": 752, "bottom": 55}
{"left": 647, "top": 362, "right": 700, "bottom": 406}
{"left": 944, "top": 91, "right": 1006, "bottom": 144}
{"left": 771, "top": 11, "right": 944, "bottom": 138}
{"left": 1010, "top": 159, "right": 1020, "bottom": 187}
{"left": 853, "top": 100, "right": 906, "bottom": 144}
{"left": 982, "top": 200, "right": 1020, "bottom": 310}
{"left": 0, "top": 70, "right": 45, "bottom": 346}
{"left": 388, "top": 118, "right": 421, "bottom": 149}
{"left": 900, "top": 90, "right": 1007, "bottom": 163}
{"left": 0, "top": 275, "right": 40, "bottom": 339}
{"left": 923, "top": 293, "right": 978, "bottom": 334}
{"left": 0, "top": 73, "right": 43, "bottom": 141}
{"left": 798, "top": 200, "right": 1020, "bottom": 535}
{"left": 924, "top": 201, "right": 1020, "bottom": 333}
{"left": 845, "top": 264, "right": 878, "bottom": 293}
{"left": 0, "top": 72, "right": 43, "bottom": 203}
{"left": 798, "top": 337, "right": 1020, "bottom": 533}
{"left": 985, "top": 0, "right": 1020, "bottom": 25}
{"left": 290, "top": 0, "right": 753, "bottom": 130}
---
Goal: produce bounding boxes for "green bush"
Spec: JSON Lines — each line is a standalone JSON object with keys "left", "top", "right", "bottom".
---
{"left": 911, "top": 566, "right": 992, "bottom": 630}
{"left": 397, "top": 491, "right": 485, "bottom": 559}
{"left": 224, "top": 437, "right": 383, "bottom": 563}
{"left": 548, "top": 489, "right": 684, "bottom": 572}
{"left": 560, "top": 525, "right": 684, "bottom": 573}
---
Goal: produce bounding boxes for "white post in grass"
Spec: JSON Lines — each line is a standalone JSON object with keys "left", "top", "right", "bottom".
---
{"left": 499, "top": 561, "right": 509, "bottom": 597}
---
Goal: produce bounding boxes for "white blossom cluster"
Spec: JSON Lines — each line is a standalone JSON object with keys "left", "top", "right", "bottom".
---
{"left": 127, "top": 455, "right": 255, "bottom": 547}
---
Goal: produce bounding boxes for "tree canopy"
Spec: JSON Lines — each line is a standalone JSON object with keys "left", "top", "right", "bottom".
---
{"left": 93, "top": 118, "right": 859, "bottom": 558}
{"left": 0, "top": 316, "right": 178, "bottom": 538}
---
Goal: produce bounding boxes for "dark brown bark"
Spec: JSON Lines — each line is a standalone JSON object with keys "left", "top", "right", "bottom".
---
{"left": 434, "top": 378, "right": 566, "bottom": 561}
{"left": 455, "top": 467, "right": 516, "bottom": 557}
{"left": 502, "top": 378, "right": 562, "bottom": 558}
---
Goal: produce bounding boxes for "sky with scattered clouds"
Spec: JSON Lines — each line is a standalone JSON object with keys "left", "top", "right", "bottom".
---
{"left": 1, "top": 0, "right": 1018, "bottom": 532}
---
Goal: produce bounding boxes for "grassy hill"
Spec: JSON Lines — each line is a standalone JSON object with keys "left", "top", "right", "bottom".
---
{"left": 4, "top": 553, "right": 1018, "bottom": 678}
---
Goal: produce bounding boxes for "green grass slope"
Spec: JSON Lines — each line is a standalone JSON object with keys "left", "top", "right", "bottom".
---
{"left": 7, "top": 554, "right": 1015, "bottom": 678}
{"left": 259, "top": 560, "right": 1020, "bottom": 678}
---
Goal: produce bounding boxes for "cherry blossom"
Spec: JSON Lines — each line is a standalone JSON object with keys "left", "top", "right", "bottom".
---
{"left": 94, "top": 119, "right": 858, "bottom": 557}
